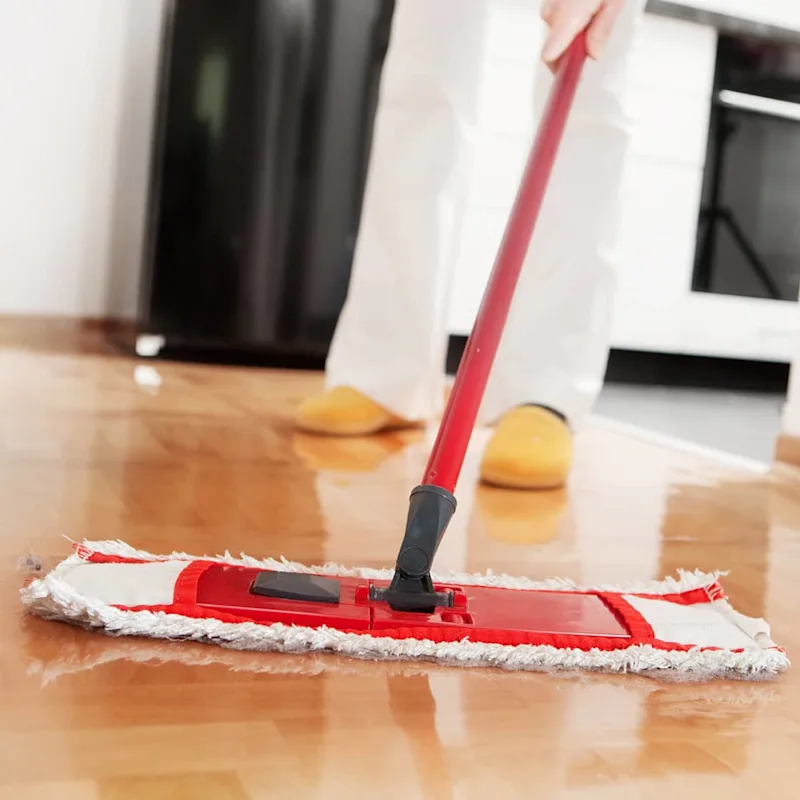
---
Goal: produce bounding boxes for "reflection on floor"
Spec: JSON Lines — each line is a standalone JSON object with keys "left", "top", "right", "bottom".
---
{"left": 597, "top": 383, "right": 784, "bottom": 464}
{"left": 0, "top": 328, "right": 798, "bottom": 797}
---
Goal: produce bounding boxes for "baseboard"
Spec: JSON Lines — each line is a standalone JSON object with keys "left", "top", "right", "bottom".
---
{"left": 0, "top": 316, "right": 326, "bottom": 369}
{"left": 446, "top": 337, "right": 790, "bottom": 394}
{"left": 4, "top": 317, "right": 791, "bottom": 396}
{"left": 0, "top": 313, "right": 134, "bottom": 332}
{"left": 0, "top": 314, "right": 135, "bottom": 355}
{"left": 137, "top": 338, "right": 327, "bottom": 371}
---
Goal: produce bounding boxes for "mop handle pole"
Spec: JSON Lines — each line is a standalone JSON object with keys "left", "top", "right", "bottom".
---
{"left": 422, "top": 35, "right": 588, "bottom": 494}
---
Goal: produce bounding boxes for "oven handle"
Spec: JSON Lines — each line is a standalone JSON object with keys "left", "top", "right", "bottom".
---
{"left": 718, "top": 89, "right": 800, "bottom": 123}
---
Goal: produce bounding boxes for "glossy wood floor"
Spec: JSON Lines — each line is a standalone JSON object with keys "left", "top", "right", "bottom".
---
{"left": 2, "top": 327, "right": 799, "bottom": 798}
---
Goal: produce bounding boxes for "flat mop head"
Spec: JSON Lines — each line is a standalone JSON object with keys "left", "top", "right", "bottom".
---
{"left": 21, "top": 541, "right": 788, "bottom": 681}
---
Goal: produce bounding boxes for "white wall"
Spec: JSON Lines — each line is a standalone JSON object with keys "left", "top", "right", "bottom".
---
{"left": 0, "top": 0, "right": 164, "bottom": 319}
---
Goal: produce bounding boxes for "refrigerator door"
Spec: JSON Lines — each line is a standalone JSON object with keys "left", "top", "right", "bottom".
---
{"left": 140, "top": 0, "right": 393, "bottom": 358}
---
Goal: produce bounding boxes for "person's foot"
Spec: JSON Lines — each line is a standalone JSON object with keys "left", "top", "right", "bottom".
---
{"left": 479, "top": 405, "right": 572, "bottom": 490}
{"left": 295, "top": 386, "right": 413, "bottom": 436}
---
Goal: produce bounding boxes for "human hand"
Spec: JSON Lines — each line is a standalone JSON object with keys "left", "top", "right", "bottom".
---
{"left": 540, "top": 0, "right": 624, "bottom": 69}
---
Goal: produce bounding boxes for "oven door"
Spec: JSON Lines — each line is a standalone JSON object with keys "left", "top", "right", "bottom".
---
{"left": 693, "top": 34, "right": 800, "bottom": 303}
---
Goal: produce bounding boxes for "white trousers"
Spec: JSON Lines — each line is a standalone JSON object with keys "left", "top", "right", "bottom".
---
{"left": 327, "top": 0, "right": 645, "bottom": 428}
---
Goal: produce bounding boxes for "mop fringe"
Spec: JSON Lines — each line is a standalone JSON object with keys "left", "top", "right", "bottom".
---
{"left": 21, "top": 540, "right": 790, "bottom": 682}
{"left": 23, "top": 630, "right": 787, "bottom": 699}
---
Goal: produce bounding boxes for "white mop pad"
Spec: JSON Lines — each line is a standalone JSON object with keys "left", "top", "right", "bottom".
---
{"left": 20, "top": 540, "right": 789, "bottom": 681}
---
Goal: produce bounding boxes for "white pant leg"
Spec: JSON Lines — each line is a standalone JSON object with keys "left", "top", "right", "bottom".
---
{"left": 325, "top": 0, "right": 487, "bottom": 421}
{"left": 482, "top": 0, "right": 646, "bottom": 428}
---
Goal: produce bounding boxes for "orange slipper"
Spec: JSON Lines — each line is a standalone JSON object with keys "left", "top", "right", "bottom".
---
{"left": 479, "top": 405, "right": 572, "bottom": 490}
{"left": 295, "top": 386, "right": 413, "bottom": 436}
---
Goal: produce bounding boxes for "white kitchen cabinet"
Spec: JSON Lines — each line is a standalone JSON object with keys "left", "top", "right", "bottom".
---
{"left": 610, "top": 158, "right": 708, "bottom": 352}
{"left": 609, "top": 17, "right": 716, "bottom": 354}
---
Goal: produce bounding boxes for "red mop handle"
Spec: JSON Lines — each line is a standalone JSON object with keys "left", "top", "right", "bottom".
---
{"left": 422, "top": 35, "right": 588, "bottom": 493}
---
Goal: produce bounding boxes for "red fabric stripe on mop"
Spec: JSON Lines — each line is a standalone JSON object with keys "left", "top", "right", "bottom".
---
{"left": 631, "top": 586, "right": 726, "bottom": 605}
{"left": 76, "top": 546, "right": 153, "bottom": 565}
{"left": 111, "top": 599, "right": 740, "bottom": 654}
{"left": 362, "top": 626, "right": 725, "bottom": 653}
{"left": 117, "top": 603, "right": 257, "bottom": 626}
{"left": 598, "top": 592, "right": 654, "bottom": 642}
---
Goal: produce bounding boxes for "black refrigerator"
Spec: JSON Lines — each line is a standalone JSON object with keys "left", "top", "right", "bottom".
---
{"left": 138, "top": 0, "right": 394, "bottom": 366}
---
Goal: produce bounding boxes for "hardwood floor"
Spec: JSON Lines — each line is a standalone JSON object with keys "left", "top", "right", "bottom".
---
{"left": 1, "top": 329, "right": 799, "bottom": 798}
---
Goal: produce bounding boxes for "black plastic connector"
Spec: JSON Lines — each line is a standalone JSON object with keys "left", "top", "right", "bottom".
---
{"left": 372, "top": 484, "right": 457, "bottom": 613}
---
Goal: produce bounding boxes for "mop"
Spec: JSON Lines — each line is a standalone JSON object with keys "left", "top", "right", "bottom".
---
{"left": 20, "top": 37, "right": 788, "bottom": 680}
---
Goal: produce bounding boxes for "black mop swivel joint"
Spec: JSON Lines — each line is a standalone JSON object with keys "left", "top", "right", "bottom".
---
{"left": 247, "top": 484, "right": 457, "bottom": 615}
{"left": 370, "top": 485, "right": 457, "bottom": 614}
